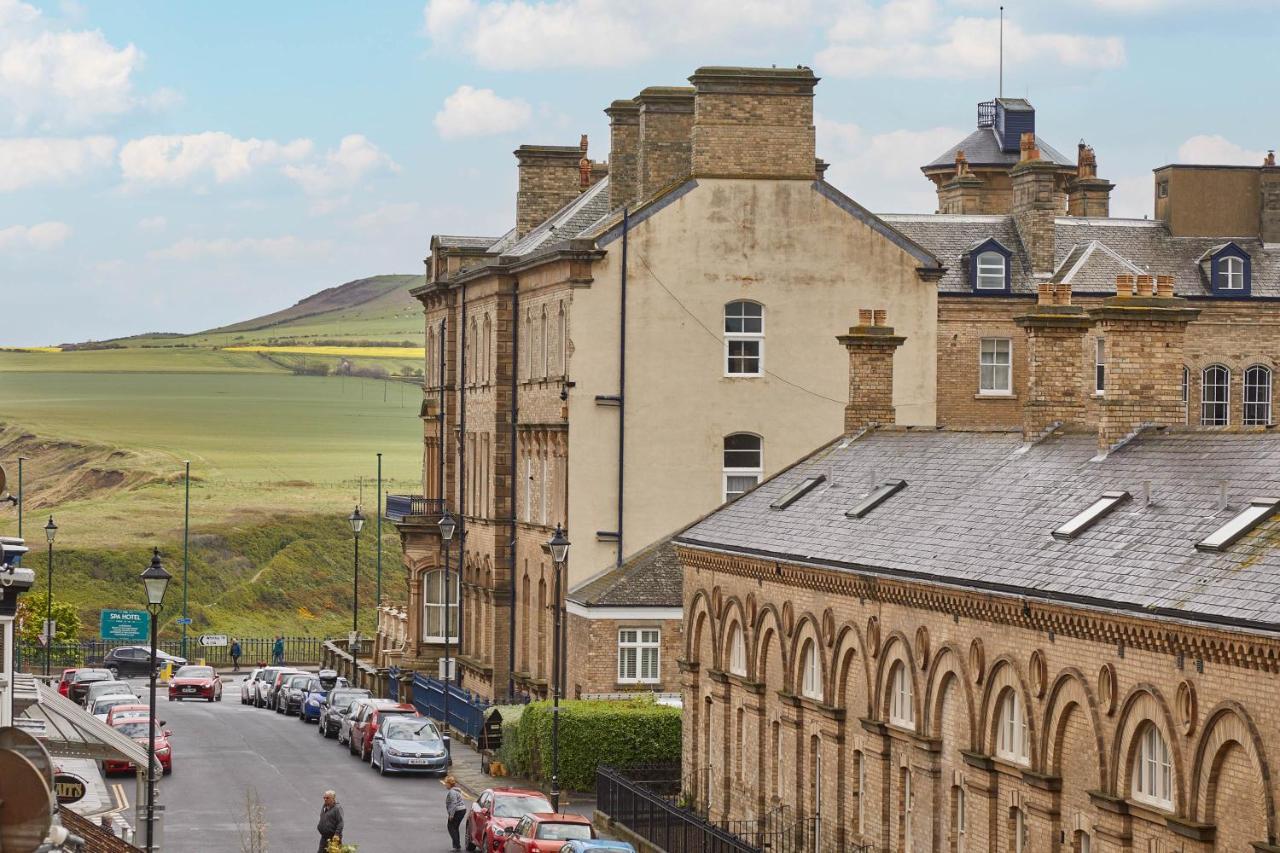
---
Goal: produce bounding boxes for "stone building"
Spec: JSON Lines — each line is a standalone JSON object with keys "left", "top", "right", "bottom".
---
{"left": 677, "top": 282, "right": 1280, "bottom": 852}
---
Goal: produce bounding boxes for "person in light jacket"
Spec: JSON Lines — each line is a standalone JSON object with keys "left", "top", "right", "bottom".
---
{"left": 317, "top": 789, "right": 344, "bottom": 853}
{"left": 444, "top": 775, "right": 466, "bottom": 851}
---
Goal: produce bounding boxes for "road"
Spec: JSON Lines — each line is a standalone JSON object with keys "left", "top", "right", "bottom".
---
{"left": 121, "top": 674, "right": 457, "bottom": 853}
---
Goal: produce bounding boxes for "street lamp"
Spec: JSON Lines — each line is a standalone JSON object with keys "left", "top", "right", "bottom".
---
{"left": 437, "top": 508, "right": 456, "bottom": 760}
{"left": 547, "top": 524, "right": 569, "bottom": 813}
{"left": 140, "top": 548, "right": 171, "bottom": 853}
{"left": 43, "top": 516, "right": 56, "bottom": 677}
{"left": 348, "top": 505, "right": 364, "bottom": 677}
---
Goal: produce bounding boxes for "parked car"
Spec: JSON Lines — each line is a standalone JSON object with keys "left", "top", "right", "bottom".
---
{"left": 318, "top": 687, "right": 371, "bottom": 738}
{"left": 266, "top": 668, "right": 302, "bottom": 711}
{"left": 104, "top": 718, "right": 172, "bottom": 775}
{"left": 299, "top": 673, "right": 349, "bottom": 723}
{"left": 501, "top": 814, "right": 595, "bottom": 853}
{"left": 105, "top": 703, "right": 151, "bottom": 727}
{"left": 560, "top": 841, "right": 636, "bottom": 853}
{"left": 350, "top": 702, "right": 418, "bottom": 761}
{"left": 252, "top": 667, "right": 283, "bottom": 707}
{"left": 89, "top": 694, "right": 140, "bottom": 722}
{"left": 239, "top": 668, "right": 263, "bottom": 705}
{"left": 57, "top": 668, "right": 78, "bottom": 697}
{"left": 102, "top": 645, "right": 186, "bottom": 679}
{"left": 83, "top": 680, "right": 136, "bottom": 709}
{"left": 370, "top": 716, "right": 447, "bottom": 776}
{"left": 168, "top": 665, "right": 222, "bottom": 702}
{"left": 337, "top": 697, "right": 392, "bottom": 747}
{"left": 68, "top": 669, "right": 114, "bottom": 705}
{"left": 468, "top": 788, "right": 554, "bottom": 853}
{"left": 276, "top": 672, "right": 312, "bottom": 715}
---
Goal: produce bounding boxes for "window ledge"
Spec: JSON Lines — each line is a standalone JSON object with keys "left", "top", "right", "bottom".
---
{"left": 616, "top": 679, "right": 661, "bottom": 687}
{"left": 723, "top": 374, "right": 764, "bottom": 380}
{"left": 974, "top": 392, "right": 1017, "bottom": 400}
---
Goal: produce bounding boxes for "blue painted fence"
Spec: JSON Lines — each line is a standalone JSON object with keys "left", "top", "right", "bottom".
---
{"left": 411, "top": 673, "right": 492, "bottom": 741}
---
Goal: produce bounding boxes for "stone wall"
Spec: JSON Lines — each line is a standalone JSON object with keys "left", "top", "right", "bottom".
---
{"left": 565, "top": 611, "right": 683, "bottom": 698}
{"left": 689, "top": 67, "right": 817, "bottom": 180}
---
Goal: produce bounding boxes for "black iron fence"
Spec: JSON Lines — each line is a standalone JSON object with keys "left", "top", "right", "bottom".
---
{"left": 597, "top": 765, "right": 758, "bottom": 853}
{"left": 15, "top": 636, "right": 328, "bottom": 672}
{"left": 385, "top": 494, "right": 446, "bottom": 521}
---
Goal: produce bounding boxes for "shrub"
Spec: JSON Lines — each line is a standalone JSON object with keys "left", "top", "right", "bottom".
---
{"left": 497, "top": 697, "right": 680, "bottom": 791}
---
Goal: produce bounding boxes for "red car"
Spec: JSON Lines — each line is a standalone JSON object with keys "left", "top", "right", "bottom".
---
{"left": 105, "top": 703, "right": 150, "bottom": 728}
{"left": 348, "top": 701, "right": 417, "bottom": 762}
{"left": 104, "top": 718, "right": 172, "bottom": 775}
{"left": 501, "top": 813, "right": 594, "bottom": 853}
{"left": 468, "top": 788, "right": 553, "bottom": 853}
{"left": 57, "top": 668, "right": 78, "bottom": 697}
{"left": 168, "top": 665, "right": 222, "bottom": 702}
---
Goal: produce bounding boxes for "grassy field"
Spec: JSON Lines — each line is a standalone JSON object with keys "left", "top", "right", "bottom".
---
{"left": 226, "top": 345, "right": 426, "bottom": 359}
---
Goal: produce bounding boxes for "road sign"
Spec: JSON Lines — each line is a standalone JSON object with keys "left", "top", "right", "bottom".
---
{"left": 199, "top": 634, "right": 228, "bottom": 647}
{"left": 175, "top": 617, "right": 193, "bottom": 625}
{"left": 99, "top": 609, "right": 149, "bottom": 642}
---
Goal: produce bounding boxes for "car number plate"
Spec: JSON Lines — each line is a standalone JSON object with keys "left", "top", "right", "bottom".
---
{"left": 407, "top": 758, "right": 430, "bottom": 765}
{"left": 183, "top": 686, "right": 197, "bottom": 693}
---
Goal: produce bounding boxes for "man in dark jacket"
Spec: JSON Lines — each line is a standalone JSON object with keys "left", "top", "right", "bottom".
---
{"left": 230, "top": 639, "right": 242, "bottom": 672}
{"left": 317, "top": 789, "right": 344, "bottom": 852}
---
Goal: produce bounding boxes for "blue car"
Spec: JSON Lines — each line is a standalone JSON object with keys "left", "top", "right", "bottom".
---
{"left": 561, "top": 841, "right": 636, "bottom": 853}
{"left": 299, "top": 670, "right": 348, "bottom": 723}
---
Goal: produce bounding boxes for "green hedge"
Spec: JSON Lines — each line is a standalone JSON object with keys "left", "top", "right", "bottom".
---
{"left": 496, "top": 697, "right": 681, "bottom": 791}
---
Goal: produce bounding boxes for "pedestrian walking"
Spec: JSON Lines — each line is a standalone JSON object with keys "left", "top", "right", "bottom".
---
{"left": 273, "top": 636, "right": 285, "bottom": 666}
{"left": 230, "top": 638, "right": 242, "bottom": 673}
{"left": 444, "top": 775, "right": 466, "bottom": 851}
{"left": 317, "top": 789, "right": 344, "bottom": 853}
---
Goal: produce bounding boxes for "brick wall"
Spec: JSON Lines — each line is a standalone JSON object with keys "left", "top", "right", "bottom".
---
{"left": 688, "top": 67, "right": 817, "bottom": 180}
{"left": 607, "top": 99, "right": 641, "bottom": 210}
{"left": 838, "top": 309, "right": 905, "bottom": 430}
{"left": 1010, "top": 143, "right": 1059, "bottom": 276}
{"left": 565, "top": 611, "right": 683, "bottom": 697}
{"left": 516, "top": 144, "right": 584, "bottom": 237}
{"left": 635, "top": 87, "right": 693, "bottom": 202}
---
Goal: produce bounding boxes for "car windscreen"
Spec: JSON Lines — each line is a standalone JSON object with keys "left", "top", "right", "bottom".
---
{"left": 93, "top": 696, "right": 136, "bottom": 713}
{"left": 74, "top": 670, "right": 111, "bottom": 682}
{"left": 113, "top": 720, "right": 159, "bottom": 739}
{"left": 535, "top": 823, "right": 593, "bottom": 841}
{"left": 175, "top": 666, "right": 214, "bottom": 679}
{"left": 331, "top": 691, "right": 369, "bottom": 710}
{"left": 305, "top": 678, "right": 321, "bottom": 692}
{"left": 493, "top": 795, "right": 553, "bottom": 818}
{"left": 288, "top": 675, "right": 311, "bottom": 689}
{"left": 381, "top": 719, "right": 443, "bottom": 744}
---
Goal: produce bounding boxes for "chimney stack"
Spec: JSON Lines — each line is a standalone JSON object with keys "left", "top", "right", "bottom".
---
{"left": 515, "top": 143, "right": 586, "bottom": 237}
{"left": 938, "top": 149, "right": 986, "bottom": 214}
{"left": 605, "top": 99, "right": 641, "bottom": 210}
{"left": 1090, "top": 274, "right": 1200, "bottom": 453}
{"left": 1262, "top": 149, "right": 1280, "bottom": 244}
{"left": 1014, "top": 282, "right": 1092, "bottom": 440}
{"left": 635, "top": 87, "right": 695, "bottom": 203}
{"left": 836, "top": 309, "right": 906, "bottom": 431}
{"left": 1010, "top": 132, "right": 1059, "bottom": 276}
{"left": 1066, "top": 142, "right": 1114, "bottom": 218}
{"left": 689, "top": 66, "right": 818, "bottom": 180}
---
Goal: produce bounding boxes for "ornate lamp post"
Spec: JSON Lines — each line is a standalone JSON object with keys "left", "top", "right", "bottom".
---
{"left": 348, "top": 506, "right": 364, "bottom": 676}
{"left": 547, "top": 524, "right": 570, "bottom": 812}
{"left": 437, "top": 508, "right": 457, "bottom": 759}
{"left": 43, "top": 516, "right": 56, "bottom": 677}
{"left": 140, "top": 548, "right": 171, "bottom": 853}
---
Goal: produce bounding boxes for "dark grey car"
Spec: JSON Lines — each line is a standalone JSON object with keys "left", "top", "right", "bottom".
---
{"left": 318, "top": 687, "right": 372, "bottom": 739}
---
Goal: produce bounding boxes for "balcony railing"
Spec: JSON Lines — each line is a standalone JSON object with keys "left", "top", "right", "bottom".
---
{"left": 385, "top": 494, "right": 446, "bottom": 521}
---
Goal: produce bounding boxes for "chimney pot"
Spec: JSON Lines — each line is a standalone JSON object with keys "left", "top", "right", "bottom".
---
{"left": 1156, "top": 275, "right": 1175, "bottom": 298}
{"left": 1135, "top": 274, "right": 1155, "bottom": 297}
{"left": 1266, "top": 150, "right": 1276, "bottom": 167}
{"left": 858, "top": 308, "right": 873, "bottom": 326}
{"left": 1115, "top": 273, "right": 1136, "bottom": 296}
{"left": 580, "top": 134, "right": 588, "bottom": 153}
{"left": 836, "top": 315, "right": 906, "bottom": 432}
{"left": 579, "top": 156, "right": 591, "bottom": 190}
{"left": 873, "top": 309, "right": 887, "bottom": 327}
{"left": 1019, "top": 131, "right": 1040, "bottom": 162}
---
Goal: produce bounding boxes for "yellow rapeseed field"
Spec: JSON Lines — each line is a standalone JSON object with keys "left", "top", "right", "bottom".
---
{"left": 0, "top": 346, "right": 62, "bottom": 353}
{"left": 225, "top": 345, "right": 425, "bottom": 359}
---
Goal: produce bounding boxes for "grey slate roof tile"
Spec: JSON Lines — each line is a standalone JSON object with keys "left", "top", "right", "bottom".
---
{"left": 925, "top": 128, "right": 1074, "bottom": 169}
{"left": 567, "top": 538, "right": 682, "bottom": 608}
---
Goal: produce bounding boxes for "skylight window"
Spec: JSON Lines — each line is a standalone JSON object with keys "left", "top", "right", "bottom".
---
{"left": 769, "top": 475, "right": 826, "bottom": 510}
{"left": 845, "top": 479, "right": 907, "bottom": 519}
{"left": 1196, "top": 498, "right": 1280, "bottom": 552}
{"left": 1052, "top": 491, "right": 1130, "bottom": 541}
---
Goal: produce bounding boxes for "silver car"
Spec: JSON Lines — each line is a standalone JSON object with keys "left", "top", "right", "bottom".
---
{"left": 239, "top": 668, "right": 263, "bottom": 704}
{"left": 90, "top": 693, "right": 140, "bottom": 722}
{"left": 84, "top": 680, "right": 136, "bottom": 709}
{"left": 369, "top": 717, "right": 448, "bottom": 776}
{"left": 337, "top": 697, "right": 376, "bottom": 746}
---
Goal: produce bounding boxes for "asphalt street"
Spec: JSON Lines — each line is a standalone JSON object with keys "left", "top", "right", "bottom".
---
{"left": 120, "top": 675, "right": 460, "bottom": 853}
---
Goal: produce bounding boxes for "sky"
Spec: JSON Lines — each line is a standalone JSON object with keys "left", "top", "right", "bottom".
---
{"left": 2, "top": 0, "right": 1278, "bottom": 346}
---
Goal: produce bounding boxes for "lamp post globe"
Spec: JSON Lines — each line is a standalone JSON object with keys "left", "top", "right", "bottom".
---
{"left": 43, "top": 516, "right": 57, "bottom": 677}
{"left": 349, "top": 505, "right": 365, "bottom": 536}
{"left": 139, "top": 548, "right": 170, "bottom": 853}
{"left": 547, "top": 524, "right": 570, "bottom": 812}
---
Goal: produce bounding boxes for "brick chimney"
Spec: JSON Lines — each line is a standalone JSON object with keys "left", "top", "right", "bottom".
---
{"left": 1010, "top": 132, "right": 1059, "bottom": 276}
{"left": 605, "top": 99, "right": 640, "bottom": 210}
{"left": 1066, "top": 142, "right": 1114, "bottom": 218}
{"left": 1090, "top": 274, "right": 1200, "bottom": 453}
{"left": 938, "top": 150, "right": 986, "bottom": 214}
{"left": 515, "top": 143, "right": 585, "bottom": 237}
{"left": 836, "top": 309, "right": 906, "bottom": 431}
{"left": 688, "top": 66, "right": 818, "bottom": 180}
{"left": 635, "top": 87, "right": 694, "bottom": 202}
{"left": 1262, "top": 149, "right": 1280, "bottom": 244}
{"left": 1013, "top": 281, "right": 1092, "bottom": 440}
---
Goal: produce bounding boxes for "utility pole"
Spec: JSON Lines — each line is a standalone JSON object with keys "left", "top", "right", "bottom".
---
{"left": 376, "top": 453, "right": 383, "bottom": 609}
{"left": 182, "top": 461, "right": 190, "bottom": 660}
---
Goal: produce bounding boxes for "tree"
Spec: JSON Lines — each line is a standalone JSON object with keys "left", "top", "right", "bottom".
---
{"left": 16, "top": 593, "right": 81, "bottom": 645}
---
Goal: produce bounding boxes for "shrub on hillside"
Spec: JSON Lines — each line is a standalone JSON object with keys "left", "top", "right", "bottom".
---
{"left": 496, "top": 697, "right": 680, "bottom": 791}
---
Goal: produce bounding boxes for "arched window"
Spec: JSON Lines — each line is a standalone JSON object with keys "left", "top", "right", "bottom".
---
{"left": 724, "top": 300, "right": 764, "bottom": 376}
{"left": 1201, "top": 364, "right": 1230, "bottom": 425}
{"left": 1219, "top": 255, "right": 1245, "bottom": 290}
{"left": 540, "top": 305, "right": 549, "bottom": 379}
{"left": 468, "top": 317, "right": 478, "bottom": 384}
{"left": 953, "top": 786, "right": 966, "bottom": 853}
{"left": 728, "top": 623, "right": 747, "bottom": 676}
{"left": 996, "top": 691, "right": 1029, "bottom": 764}
{"left": 889, "top": 662, "right": 915, "bottom": 729}
{"left": 1181, "top": 365, "right": 1190, "bottom": 423}
{"left": 482, "top": 315, "right": 492, "bottom": 384}
{"left": 854, "top": 751, "right": 866, "bottom": 833}
{"left": 975, "top": 251, "right": 1006, "bottom": 290}
{"left": 1132, "top": 723, "right": 1173, "bottom": 809}
{"left": 525, "top": 308, "right": 535, "bottom": 380}
{"left": 723, "top": 433, "right": 762, "bottom": 502}
{"left": 1244, "top": 364, "right": 1273, "bottom": 426}
{"left": 1011, "top": 808, "right": 1027, "bottom": 853}
{"left": 558, "top": 302, "right": 568, "bottom": 376}
{"left": 800, "top": 641, "right": 822, "bottom": 700}
{"left": 422, "top": 569, "right": 458, "bottom": 643}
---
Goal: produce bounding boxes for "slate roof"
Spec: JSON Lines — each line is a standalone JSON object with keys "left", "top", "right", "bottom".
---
{"left": 568, "top": 537, "right": 683, "bottom": 608}
{"left": 677, "top": 428, "right": 1280, "bottom": 633}
{"left": 924, "top": 127, "right": 1074, "bottom": 169}
{"left": 434, "top": 235, "right": 498, "bottom": 250}
{"left": 506, "top": 177, "right": 613, "bottom": 257}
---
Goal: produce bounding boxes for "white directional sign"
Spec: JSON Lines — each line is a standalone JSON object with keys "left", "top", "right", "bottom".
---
{"left": 199, "top": 634, "right": 228, "bottom": 647}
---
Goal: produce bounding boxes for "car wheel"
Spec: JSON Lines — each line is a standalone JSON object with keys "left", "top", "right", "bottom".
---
{"left": 377, "top": 754, "right": 387, "bottom": 776}
{"left": 163, "top": 765, "right": 172, "bottom": 776}
{"left": 360, "top": 741, "right": 369, "bottom": 762}
{"left": 467, "top": 836, "right": 478, "bottom": 852}
{"left": 107, "top": 666, "right": 119, "bottom": 679}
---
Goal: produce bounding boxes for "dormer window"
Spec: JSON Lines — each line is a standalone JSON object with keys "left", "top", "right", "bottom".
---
{"left": 968, "top": 239, "right": 1012, "bottom": 293}
{"left": 976, "top": 252, "right": 1006, "bottom": 289}
{"left": 1220, "top": 256, "right": 1244, "bottom": 290}
{"left": 1206, "top": 242, "right": 1251, "bottom": 296}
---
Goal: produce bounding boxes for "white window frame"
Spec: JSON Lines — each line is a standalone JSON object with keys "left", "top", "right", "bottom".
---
{"left": 889, "top": 662, "right": 915, "bottom": 730}
{"left": 723, "top": 433, "right": 763, "bottom": 503}
{"left": 800, "top": 642, "right": 823, "bottom": 701}
{"left": 975, "top": 251, "right": 1006, "bottom": 290}
{"left": 979, "top": 337, "right": 1012, "bottom": 395}
{"left": 1013, "top": 808, "right": 1026, "bottom": 853}
{"left": 524, "top": 455, "right": 533, "bottom": 523}
{"left": 996, "top": 691, "right": 1030, "bottom": 765}
{"left": 1095, "top": 338, "right": 1106, "bottom": 396}
{"left": 1201, "top": 364, "right": 1230, "bottom": 426}
{"left": 422, "top": 569, "right": 459, "bottom": 643}
{"left": 1132, "top": 724, "right": 1174, "bottom": 809}
{"left": 728, "top": 624, "right": 747, "bottom": 676}
{"left": 1181, "top": 365, "right": 1190, "bottom": 424}
{"left": 617, "top": 628, "right": 660, "bottom": 684}
{"left": 540, "top": 455, "right": 549, "bottom": 526}
{"left": 1219, "top": 255, "right": 1245, "bottom": 290}
{"left": 724, "top": 300, "right": 764, "bottom": 377}
{"left": 1244, "top": 364, "right": 1273, "bottom": 426}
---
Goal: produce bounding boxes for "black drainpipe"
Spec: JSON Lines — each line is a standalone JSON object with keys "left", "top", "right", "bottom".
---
{"left": 508, "top": 278, "right": 519, "bottom": 700}
{"left": 456, "top": 282, "right": 467, "bottom": 669}
{"left": 437, "top": 316, "right": 446, "bottom": 503}
{"left": 616, "top": 208, "right": 629, "bottom": 568}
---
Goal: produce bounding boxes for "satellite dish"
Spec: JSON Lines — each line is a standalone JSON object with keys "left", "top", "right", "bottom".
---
{"left": 0, "top": 727, "right": 54, "bottom": 790}
{"left": 0, "top": 749, "right": 54, "bottom": 853}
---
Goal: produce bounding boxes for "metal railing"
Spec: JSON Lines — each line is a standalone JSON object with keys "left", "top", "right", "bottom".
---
{"left": 411, "top": 673, "right": 490, "bottom": 741}
{"left": 597, "top": 765, "right": 759, "bottom": 853}
{"left": 16, "top": 636, "right": 328, "bottom": 671}
{"left": 385, "top": 494, "right": 446, "bottom": 521}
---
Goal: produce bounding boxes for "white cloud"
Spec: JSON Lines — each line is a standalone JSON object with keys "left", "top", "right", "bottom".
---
{"left": 353, "top": 202, "right": 422, "bottom": 231}
{"left": 136, "top": 215, "right": 167, "bottom": 232}
{"left": 815, "top": 114, "right": 965, "bottom": 213}
{"left": 119, "top": 132, "right": 313, "bottom": 186}
{"left": 421, "top": 0, "right": 807, "bottom": 69}
{"left": 434, "top": 85, "right": 532, "bottom": 140}
{"left": 817, "top": 3, "right": 1125, "bottom": 78}
{"left": 1176, "top": 134, "right": 1268, "bottom": 166}
{"left": 147, "top": 235, "right": 331, "bottom": 262}
{"left": 0, "top": 0, "right": 156, "bottom": 129}
{"left": 0, "top": 220, "right": 71, "bottom": 252}
{"left": 0, "top": 135, "right": 116, "bottom": 191}
{"left": 282, "top": 134, "right": 398, "bottom": 195}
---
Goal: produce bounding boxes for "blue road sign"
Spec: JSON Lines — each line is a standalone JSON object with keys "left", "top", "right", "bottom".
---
{"left": 175, "top": 617, "right": 193, "bottom": 625}
{"left": 100, "top": 609, "right": 149, "bottom": 641}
